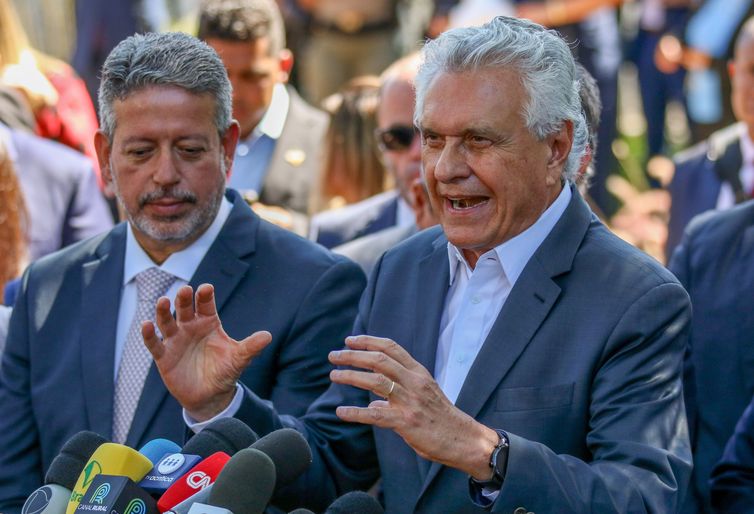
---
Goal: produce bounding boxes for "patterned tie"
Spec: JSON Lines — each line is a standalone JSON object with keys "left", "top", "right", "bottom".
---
{"left": 112, "top": 267, "right": 175, "bottom": 444}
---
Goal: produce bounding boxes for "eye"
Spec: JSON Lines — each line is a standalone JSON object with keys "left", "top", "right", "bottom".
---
{"left": 179, "top": 146, "right": 206, "bottom": 159}
{"left": 422, "top": 132, "right": 443, "bottom": 149}
{"left": 466, "top": 135, "right": 492, "bottom": 149}
{"left": 126, "top": 147, "right": 152, "bottom": 159}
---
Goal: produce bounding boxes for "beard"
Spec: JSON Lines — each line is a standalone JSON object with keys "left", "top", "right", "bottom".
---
{"left": 112, "top": 162, "right": 227, "bottom": 244}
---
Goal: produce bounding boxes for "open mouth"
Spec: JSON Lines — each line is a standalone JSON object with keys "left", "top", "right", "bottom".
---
{"left": 449, "top": 197, "right": 488, "bottom": 210}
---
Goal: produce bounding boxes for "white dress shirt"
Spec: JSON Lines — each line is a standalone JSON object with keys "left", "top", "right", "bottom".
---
{"left": 114, "top": 197, "right": 232, "bottom": 378}
{"left": 716, "top": 129, "right": 754, "bottom": 209}
{"left": 434, "top": 185, "right": 572, "bottom": 404}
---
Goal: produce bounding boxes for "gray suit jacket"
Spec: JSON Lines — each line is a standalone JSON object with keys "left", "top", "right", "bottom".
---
{"left": 259, "top": 86, "right": 329, "bottom": 216}
{"left": 0, "top": 190, "right": 365, "bottom": 513}
{"left": 236, "top": 189, "right": 693, "bottom": 513}
{"left": 334, "top": 223, "right": 418, "bottom": 276}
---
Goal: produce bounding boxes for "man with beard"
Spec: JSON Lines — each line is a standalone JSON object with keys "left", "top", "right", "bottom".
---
{"left": 0, "top": 31, "right": 364, "bottom": 513}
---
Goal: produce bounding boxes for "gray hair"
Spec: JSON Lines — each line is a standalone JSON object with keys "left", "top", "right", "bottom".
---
{"left": 414, "top": 16, "right": 588, "bottom": 183}
{"left": 98, "top": 31, "right": 233, "bottom": 139}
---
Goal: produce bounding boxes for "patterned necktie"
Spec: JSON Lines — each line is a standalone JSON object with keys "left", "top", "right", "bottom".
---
{"left": 112, "top": 267, "right": 175, "bottom": 444}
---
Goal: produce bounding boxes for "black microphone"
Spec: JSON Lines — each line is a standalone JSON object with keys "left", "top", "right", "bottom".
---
{"left": 140, "top": 417, "right": 258, "bottom": 496}
{"left": 287, "top": 510, "right": 315, "bottom": 514}
{"left": 22, "top": 431, "right": 108, "bottom": 514}
{"left": 184, "top": 448, "right": 276, "bottom": 514}
{"left": 183, "top": 418, "right": 259, "bottom": 458}
{"left": 324, "top": 491, "right": 384, "bottom": 514}
{"left": 249, "top": 428, "right": 311, "bottom": 488}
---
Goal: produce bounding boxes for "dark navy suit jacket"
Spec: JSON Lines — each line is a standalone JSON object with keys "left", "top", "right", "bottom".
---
{"left": 667, "top": 123, "right": 747, "bottom": 258}
{"left": 711, "top": 391, "right": 754, "bottom": 513}
{"left": 669, "top": 200, "right": 754, "bottom": 514}
{"left": 236, "top": 189, "right": 693, "bottom": 513}
{"left": 0, "top": 190, "right": 365, "bottom": 513}
{"left": 309, "top": 190, "right": 399, "bottom": 249}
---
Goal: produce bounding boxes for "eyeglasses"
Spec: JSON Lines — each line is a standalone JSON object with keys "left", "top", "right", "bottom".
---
{"left": 375, "top": 125, "right": 418, "bottom": 152}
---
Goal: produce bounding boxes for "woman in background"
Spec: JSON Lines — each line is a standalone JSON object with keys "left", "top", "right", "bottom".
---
{"left": 311, "top": 76, "right": 389, "bottom": 213}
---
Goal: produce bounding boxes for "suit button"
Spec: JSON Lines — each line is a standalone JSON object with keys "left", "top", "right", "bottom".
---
{"left": 513, "top": 508, "right": 527, "bottom": 514}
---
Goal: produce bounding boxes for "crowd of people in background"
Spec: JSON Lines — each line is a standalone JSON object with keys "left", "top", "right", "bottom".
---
{"left": 1, "top": 1, "right": 754, "bottom": 513}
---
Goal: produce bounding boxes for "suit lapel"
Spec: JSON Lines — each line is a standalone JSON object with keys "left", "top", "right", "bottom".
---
{"left": 126, "top": 193, "right": 258, "bottom": 445}
{"left": 80, "top": 226, "right": 127, "bottom": 439}
{"left": 415, "top": 188, "right": 592, "bottom": 504}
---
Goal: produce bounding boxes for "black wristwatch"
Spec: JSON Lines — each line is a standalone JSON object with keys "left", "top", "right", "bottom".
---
{"left": 472, "top": 429, "right": 509, "bottom": 490}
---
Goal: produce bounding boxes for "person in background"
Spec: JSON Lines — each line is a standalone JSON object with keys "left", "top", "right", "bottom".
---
{"left": 1, "top": 0, "right": 101, "bottom": 187}
{"left": 0, "top": 136, "right": 26, "bottom": 300}
{"left": 311, "top": 75, "right": 387, "bottom": 213}
{"left": 199, "top": 0, "right": 329, "bottom": 235}
{"left": 667, "top": 16, "right": 754, "bottom": 257}
{"left": 309, "top": 53, "right": 422, "bottom": 248}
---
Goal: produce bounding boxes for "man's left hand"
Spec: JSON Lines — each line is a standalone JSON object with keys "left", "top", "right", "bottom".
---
{"left": 329, "top": 335, "right": 499, "bottom": 480}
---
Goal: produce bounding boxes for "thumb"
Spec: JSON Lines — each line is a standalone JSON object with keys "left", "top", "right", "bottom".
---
{"left": 233, "top": 330, "right": 273, "bottom": 369}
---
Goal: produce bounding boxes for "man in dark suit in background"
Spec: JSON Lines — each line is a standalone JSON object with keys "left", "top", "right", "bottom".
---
{"left": 669, "top": 200, "right": 754, "bottom": 514}
{"left": 147, "top": 17, "right": 692, "bottom": 513}
{"left": 309, "top": 53, "right": 422, "bottom": 249}
{"left": 667, "top": 17, "right": 754, "bottom": 256}
{"left": 199, "top": 0, "right": 329, "bottom": 235}
{"left": 0, "top": 31, "right": 364, "bottom": 513}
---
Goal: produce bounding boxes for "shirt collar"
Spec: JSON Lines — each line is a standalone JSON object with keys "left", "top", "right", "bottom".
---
{"left": 447, "top": 185, "right": 572, "bottom": 286}
{"left": 123, "top": 196, "right": 233, "bottom": 285}
{"left": 253, "top": 83, "right": 289, "bottom": 141}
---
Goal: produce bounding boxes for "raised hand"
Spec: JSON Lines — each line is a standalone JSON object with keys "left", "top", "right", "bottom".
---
{"left": 142, "top": 283, "right": 272, "bottom": 421}
{"left": 329, "top": 335, "right": 499, "bottom": 480}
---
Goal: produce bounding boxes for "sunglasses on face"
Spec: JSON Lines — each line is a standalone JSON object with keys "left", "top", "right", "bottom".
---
{"left": 376, "top": 125, "right": 418, "bottom": 151}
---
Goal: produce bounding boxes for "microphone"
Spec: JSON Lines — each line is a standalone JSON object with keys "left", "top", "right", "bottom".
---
{"left": 164, "top": 427, "right": 306, "bottom": 514}
{"left": 22, "top": 432, "right": 108, "bottom": 514}
{"left": 140, "top": 418, "right": 258, "bottom": 496}
{"left": 287, "top": 510, "right": 315, "bottom": 514}
{"left": 204, "top": 448, "right": 276, "bottom": 514}
{"left": 73, "top": 474, "right": 158, "bottom": 514}
{"left": 156, "top": 452, "right": 230, "bottom": 513}
{"left": 139, "top": 439, "right": 181, "bottom": 465}
{"left": 66, "top": 443, "right": 153, "bottom": 514}
{"left": 182, "top": 418, "right": 259, "bottom": 458}
{"left": 324, "top": 491, "right": 384, "bottom": 514}
{"left": 249, "top": 429, "right": 311, "bottom": 489}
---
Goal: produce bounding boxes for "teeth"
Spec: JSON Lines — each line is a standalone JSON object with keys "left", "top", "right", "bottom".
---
{"left": 451, "top": 198, "right": 483, "bottom": 209}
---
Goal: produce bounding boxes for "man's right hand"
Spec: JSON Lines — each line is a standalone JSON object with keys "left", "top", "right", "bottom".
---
{"left": 142, "top": 283, "right": 272, "bottom": 421}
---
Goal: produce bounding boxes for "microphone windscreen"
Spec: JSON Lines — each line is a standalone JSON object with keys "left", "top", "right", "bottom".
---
{"left": 66, "top": 443, "right": 153, "bottom": 514}
{"left": 140, "top": 438, "right": 181, "bottom": 465}
{"left": 324, "top": 491, "right": 384, "bottom": 514}
{"left": 45, "top": 431, "right": 108, "bottom": 489}
{"left": 250, "top": 429, "right": 311, "bottom": 487}
{"left": 287, "top": 510, "right": 315, "bottom": 514}
{"left": 209, "top": 448, "right": 275, "bottom": 514}
{"left": 183, "top": 418, "right": 258, "bottom": 458}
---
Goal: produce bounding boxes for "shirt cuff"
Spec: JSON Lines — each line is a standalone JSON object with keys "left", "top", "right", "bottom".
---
{"left": 182, "top": 384, "right": 244, "bottom": 433}
{"left": 468, "top": 478, "right": 501, "bottom": 510}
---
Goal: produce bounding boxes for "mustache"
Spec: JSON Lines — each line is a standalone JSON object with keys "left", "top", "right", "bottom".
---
{"left": 138, "top": 188, "right": 198, "bottom": 208}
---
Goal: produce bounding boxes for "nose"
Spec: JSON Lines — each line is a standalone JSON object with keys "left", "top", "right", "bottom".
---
{"left": 152, "top": 149, "right": 180, "bottom": 186}
{"left": 431, "top": 140, "right": 470, "bottom": 183}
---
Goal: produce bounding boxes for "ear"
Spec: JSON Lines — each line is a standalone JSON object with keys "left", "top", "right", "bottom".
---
{"left": 278, "top": 49, "right": 293, "bottom": 83}
{"left": 545, "top": 120, "right": 573, "bottom": 185}
{"left": 729, "top": 59, "right": 736, "bottom": 79}
{"left": 221, "top": 121, "right": 240, "bottom": 181}
{"left": 94, "top": 130, "right": 114, "bottom": 187}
